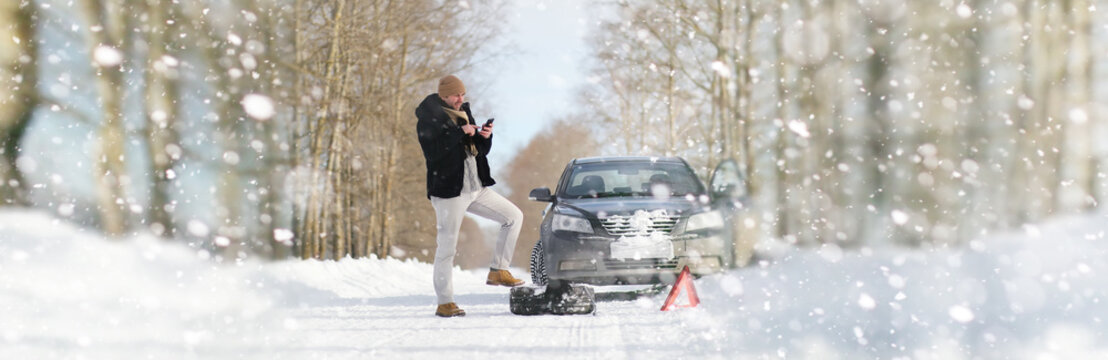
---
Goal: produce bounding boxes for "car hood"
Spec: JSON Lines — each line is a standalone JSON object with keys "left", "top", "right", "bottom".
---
{"left": 556, "top": 197, "right": 708, "bottom": 219}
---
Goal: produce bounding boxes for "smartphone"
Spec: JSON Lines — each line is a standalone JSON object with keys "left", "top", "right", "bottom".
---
{"left": 484, "top": 118, "right": 495, "bottom": 127}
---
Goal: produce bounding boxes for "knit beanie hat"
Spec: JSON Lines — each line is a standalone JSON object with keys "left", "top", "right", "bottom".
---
{"left": 438, "top": 75, "right": 466, "bottom": 98}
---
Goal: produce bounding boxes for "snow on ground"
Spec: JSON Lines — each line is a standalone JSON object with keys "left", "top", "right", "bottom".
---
{"left": 0, "top": 210, "right": 282, "bottom": 359}
{"left": 3, "top": 209, "right": 1108, "bottom": 359}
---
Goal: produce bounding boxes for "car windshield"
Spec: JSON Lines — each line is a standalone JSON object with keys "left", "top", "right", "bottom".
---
{"left": 560, "top": 161, "right": 706, "bottom": 199}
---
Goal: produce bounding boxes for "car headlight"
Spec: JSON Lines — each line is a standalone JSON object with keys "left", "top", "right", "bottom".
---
{"left": 686, "top": 210, "right": 724, "bottom": 232}
{"left": 552, "top": 213, "right": 593, "bottom": 233}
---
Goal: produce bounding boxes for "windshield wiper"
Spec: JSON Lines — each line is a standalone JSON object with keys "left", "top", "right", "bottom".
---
{"left": 595, "top": 192, "right": 643, "bottom": 198}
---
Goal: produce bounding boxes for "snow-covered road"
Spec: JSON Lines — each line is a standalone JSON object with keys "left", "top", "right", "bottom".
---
{"left": 4, "top": 210, "right": 1108, "bottom": 359}
{"left": 269, "top": 258, "right": 702, "bottom": 359}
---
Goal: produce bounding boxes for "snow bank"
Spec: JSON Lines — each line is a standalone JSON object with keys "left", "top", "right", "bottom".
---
{"left": 687, "top": 212, "right": 1108, "bottom": 358}
{"left": 0, "top": 210, "right": 284, "bottom": 359}
{"left": 3, "top": 208, "right": 1108, "bottom": 359}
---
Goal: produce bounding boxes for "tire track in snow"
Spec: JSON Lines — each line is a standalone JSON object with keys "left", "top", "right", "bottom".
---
{"left": 271, "top": 262, "right": 667, "bottom": 359}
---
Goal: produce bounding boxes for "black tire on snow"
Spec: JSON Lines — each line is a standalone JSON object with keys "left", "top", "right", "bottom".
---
{"left": 530, "top": 241, "right": 547, "bottom": 286}
{"left": 509, "top": 285, "right": 550, "bottom": 315}
{"left": 550, "top": 284, "right": 595, "bottom": 315}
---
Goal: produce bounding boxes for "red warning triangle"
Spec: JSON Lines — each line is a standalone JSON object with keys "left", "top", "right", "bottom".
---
{"left": 661, "top": 265, "right": 700, "bottom": 311}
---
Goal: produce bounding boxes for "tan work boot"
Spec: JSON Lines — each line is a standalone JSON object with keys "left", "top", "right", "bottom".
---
{"left": 435, "top": 302, "right": 465, "bottom": 317}
{"left": 486, "top": 269, "right": 525, "bottom": 287}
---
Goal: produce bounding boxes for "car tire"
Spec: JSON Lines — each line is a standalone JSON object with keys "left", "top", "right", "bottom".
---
{"left": 530, "top": 241, "right": 548, "bottom": 286}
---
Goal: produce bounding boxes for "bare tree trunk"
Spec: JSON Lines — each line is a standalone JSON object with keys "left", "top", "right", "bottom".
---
{"left": 329, "top": 58, "right": 354, "bottom": 259}
{"left": 288, "top": 0, "right": 509, "bottom": 261}
{"left": 291, "top": 0, "right": 306, "bottom": 258}
{"left": 862, "top": 12, "right": 895, "bottom": 245}
{"left": 1059, "top": 0, "right": 1094, "bottom": 212}
{"left": 328, "top": 129, "right": 344, "bottom": 259}
{"left": 301, "top": 121, "right": 328, "bottom": 258}
{"left": 829, "top": 0, "right": 868, "bottom": 246}
{"left": 299, "top": 0, "right": 347, "bottom": 259}
{"left": 775, "top": 1, "right": 804, "bottom": 245}
{"left": 254, "top": 0, "right": 295, "bottom": 259}
{"left": 311, "top": 129, "right": 333, "bottom": 259}
{"left": 374, "top": 32, "right": 412, "bottom": 260}
{"left": 970, "top": 0, "right": 1021, "bottom": 235}
{"left": 142, "top": 0, "right": 180, "bottom": 238}
{"left": 0, "top": 1, "right": 36, "bottom": 206}
{"left": 745, "top": 0, "right": 782, "bottom": 243}
{"left": 81, "top": 0, "right": 131, "bottom": 237}
{"left": 1092, "top": 0, "right": 1108, "bottom": 206}
{"left": 665, "top": 61, "right": 676, "bottom": 156}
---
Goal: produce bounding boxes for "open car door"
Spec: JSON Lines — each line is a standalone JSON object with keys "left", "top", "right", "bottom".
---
{"left": 708, "top": 159, "right": 747, "bottom": 202}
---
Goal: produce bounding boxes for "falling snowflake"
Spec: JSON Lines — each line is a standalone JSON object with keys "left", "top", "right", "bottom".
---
{"left": 58, "top": 203, "right": 75, "bottom": 217}
{"left": 274, "top": 229, "right": 294, "bottom": 245}
{"left": 858, "top": 293, "right": 876, "bottom": 310}
{"left": 711, "top": 61, "right": 731, "bottom": 78}
{"left": 93, "top": 45, "right": 123, "bottom": 67}
{"left": 1069, "top": 108, "right": 1088, "bottom": 124}
{"left": 956, "top": 4, "right": 973, "bottom": 18}
{"left": 242, "top": 94, "right": 275, "bottom": 120}
{"left": 223, "top": 151, "right": 240, "bottom": 165}
{"left": 888, "top": 274, "right": 906, "bottom": 288}
{"left": 787, "top": 120, "right": 810, "bottom": 138}
{"left": 949, "top": 305, "right": 975, "bottom": 323}
{"left": 961, "top": 159, "right": 980, "bottom": 175}
{"left": 1018, "top": 95, "right": 1035, "bottom": 110}
{"left": 187, "top": 220, "right": 210, "bottom": 237}
{"left": 891, "top": 210, "right": 909, "bottom": 225}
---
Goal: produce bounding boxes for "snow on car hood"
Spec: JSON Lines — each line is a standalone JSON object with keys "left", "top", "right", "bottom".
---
{"left": 557, "top": 197, "right": 708, "bottom": 219}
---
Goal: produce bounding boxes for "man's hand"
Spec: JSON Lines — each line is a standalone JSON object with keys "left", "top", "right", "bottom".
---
{"left": 461, "top": 124, "right": 478, "bottom": 136}
{"left": 479, "top": 123, "right": 493, "bottom": 138}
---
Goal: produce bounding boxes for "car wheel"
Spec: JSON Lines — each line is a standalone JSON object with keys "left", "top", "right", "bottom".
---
{"left": 530, "top": 241, "right": 548, "bottom": 286}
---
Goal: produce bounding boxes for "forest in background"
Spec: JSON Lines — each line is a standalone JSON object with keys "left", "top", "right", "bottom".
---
{"left": 0, "top": 0, "right": 507, "bottom": 263}
{"left": 569, "top": 0, "right": 1108, "bottom": 250}
{"left": 1, "top": 0, "right": 1106, "bottom": 267}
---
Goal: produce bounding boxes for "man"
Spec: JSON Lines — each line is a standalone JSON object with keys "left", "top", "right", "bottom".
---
{"left": 415, "top": 75, "right": 526, "bottom": 318}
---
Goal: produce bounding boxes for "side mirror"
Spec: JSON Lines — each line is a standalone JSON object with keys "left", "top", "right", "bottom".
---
{"left": 529, "top": 187, "right": 553, "bottom": 202}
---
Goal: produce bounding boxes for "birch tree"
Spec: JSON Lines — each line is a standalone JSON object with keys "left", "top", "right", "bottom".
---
{"left": 0, "top": 1, "right": 36, "bottom": 206}
{"left": 580, "top": 0, "right": 1106, "bottom": 249}
{"left": 293, "top": 0, "right": 509, "bottom": 260}
{"left": 141, "top": 0, "right": 180, "bottom": 238}
{"left": 81, "top": 0, "right": 132, "bottom": 236}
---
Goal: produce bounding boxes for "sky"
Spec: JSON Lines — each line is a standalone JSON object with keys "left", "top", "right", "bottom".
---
{"left": 482, "top": 1, "right": 591, "bottom": 168}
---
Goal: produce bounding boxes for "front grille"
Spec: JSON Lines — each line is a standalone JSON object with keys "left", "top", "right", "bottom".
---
{"left": 600, "top": 214, "right": 680, "bottom": 235}
{"left": 604, "top": 258, "right": 679, "bottom": 270}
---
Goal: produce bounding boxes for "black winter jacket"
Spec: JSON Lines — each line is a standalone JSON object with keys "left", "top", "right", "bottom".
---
{"left": 415, "top": 94, "right": 495, "bottom": 199}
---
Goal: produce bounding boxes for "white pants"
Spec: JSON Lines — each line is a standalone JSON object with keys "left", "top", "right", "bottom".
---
{"left": 430, "top": 187, "right": 523, "bottom": 305}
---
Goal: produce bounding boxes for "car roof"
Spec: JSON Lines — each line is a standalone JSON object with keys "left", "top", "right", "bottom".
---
{"left": 571, "top": 156, "right": 687, "bottom": 165}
